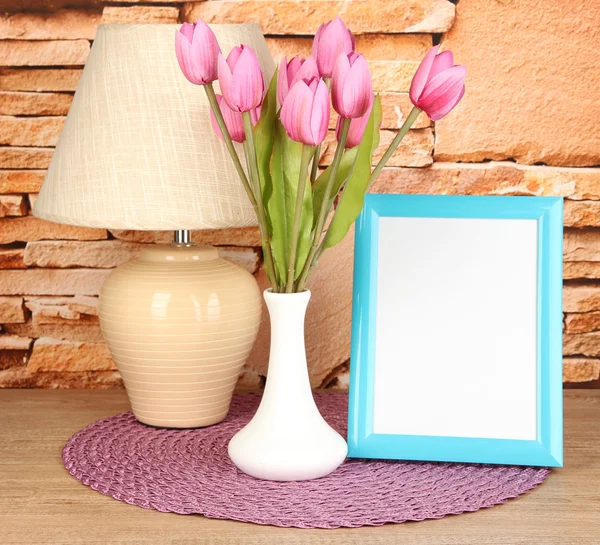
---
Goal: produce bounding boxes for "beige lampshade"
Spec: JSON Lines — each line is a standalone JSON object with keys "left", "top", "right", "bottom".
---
{"left": 34, "top": 24, "right": 275, "bottom": 230}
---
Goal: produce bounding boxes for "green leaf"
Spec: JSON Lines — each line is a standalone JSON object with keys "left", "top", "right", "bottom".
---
{"left": 322, "top": 95, "right": 382, "bottom": 250}
{"left": 311, "top": 147, "right": 357, "bottom": 229}
{"left": 270, "top": 121, "right": 313, "bottom": 283}
{"left": 254, "top": 70, "right": 278, "bottom": 212}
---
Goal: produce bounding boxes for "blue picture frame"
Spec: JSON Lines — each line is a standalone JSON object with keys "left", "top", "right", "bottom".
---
{"left": 348, "top": 194, "right": 563, "bottom": 467}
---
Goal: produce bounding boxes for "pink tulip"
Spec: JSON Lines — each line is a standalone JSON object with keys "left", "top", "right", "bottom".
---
{"left": 331, "top": 52, "right": 372, "bottom": 119}
{"left": 277, "top": 55, "right": 319, "bottom": 106}
{"left": 280, "top": 77, "right": 330, "bottom": 146}
{"left": 218, "top": 45, "right": 265, "bottom": 112}
{"left": 337, "top": 93, "right": 374, "bottom": 148}
{"left": 409, "top": 45, "right": 466, "bottom": 121}
{"left": 209, "top": 94, "right": 260, "bottom": 143}
{"left": 312, "top": 17, "right": 355, "bottom": 78}
{"left": 175, "top": 21, "right": 220, "bottom": 85}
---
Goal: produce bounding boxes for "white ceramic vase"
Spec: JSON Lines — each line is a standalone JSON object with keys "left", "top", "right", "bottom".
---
{"left": 228, "top": 289, "right": 348, "bottom": 481}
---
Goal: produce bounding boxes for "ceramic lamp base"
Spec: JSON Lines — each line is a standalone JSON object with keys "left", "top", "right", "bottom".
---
{"left": 98, "top": 244, "right": 262, "bottom": 428}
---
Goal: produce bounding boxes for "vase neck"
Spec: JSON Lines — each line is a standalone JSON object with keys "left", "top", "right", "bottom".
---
{"left": 262, "top": 290, "right": 314, "bottom": 399}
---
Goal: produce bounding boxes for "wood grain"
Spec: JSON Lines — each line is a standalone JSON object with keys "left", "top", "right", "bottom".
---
{"left": 0, "top": 389, "right": 598, "bottom": 544}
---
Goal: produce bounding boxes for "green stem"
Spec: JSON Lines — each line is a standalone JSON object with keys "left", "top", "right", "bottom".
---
{"left": 310, "top": 143, "right": 321, "bottom": 184}
{"left": 204, "top": 85, "right": 257, "bottom": 210}
{"left": 367, "top": 106, "right": 421, "bottom": 191}
{"left": 286, "top": 144, "right": 313, "bottom": 293}
{"left": 296, "top": 117, "right": 351, "bottom": 292}
{"left": 242, "top": 111, "right": 278, "bottom": 291}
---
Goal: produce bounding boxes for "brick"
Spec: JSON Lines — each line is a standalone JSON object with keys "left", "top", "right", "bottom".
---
{"left": 0, "top": 116, "right": 65, "bottom": 147}
{"left": 28, "top": 337, "right": 115, "bottom": 372}
{"left": 369, "top": 60, "right": 420, "bottom": 93}
{"left": 25, "top": 296, "right": 98, "bottom": 324}
{"left": 0, "top": 296, "right": 26, "bottom": 323}
{"left": 24, "top": 240, "right": 143, "bottom": 268}
{"left": 102, "top": 6, "right": 180, "bottom": 24}
{"left": 0, "top": 366, "right": 123, "bottom": 389}
{"left": 564, "top": 262, "right": 600, "bottom": 280}
{"left": 563, "top": 332, "right": 600, "bottom": 358}
{"left": 4, "top": 322, "right": 104, "bottom": 343}
{"left": 0, "top": 40, "right": 89, "bottom": 68}
{"left": 565, "top": 312, "right": 600, "bottom": 334}
{"left": 218, "top": 246, "right": 262, "bottom": 274}
{"left": 563, "top": 358, "right": 600, "bottom": 383}
{"left": 266, "top": 34, "right": 432, "bottom": 61}
{"left": 0, "top": 351, "right": 27, "bottom": 371}
{"left": 28, "top": 194, "right": 38, "bottom": 212}
{"left": 0, "top": 216, "right": 107, "bottom": 244}
{"left": 111, "top": 227, "right": 262, "bottom": 246}
{"left": 0, "top": 335, "right": 32, "bottom": 351}
{"left": 0, "top": 195, "right": 27, "bottom": 217}
{"left": 564, "top": 286, "right": 600, "bottom": 313}
{"left": 0, "top": 68, "right": 82, "bottom": 92}
{"left": 0, "top": 9, "right": 101, "bottom": 40}
{"left": 0, "top": 92, "right": 72, "bottom": 116}
{"left": 0, "top": 248, "right": 26, "bottom": 269}
{"left": 0, "top": 269, "right": 111, "bottom": 296}
{"left": 183, "top": 0, "right": 455, "bottom": 34}
{"left": 0, "top": 171, "right": 45, "bottom": 194}
{"left": 235, "top": 368, "right": 264, "bottom": 391}
{"left": 320, "top": 128, "right": 433, "bottom": 168}
{"left": 564, "top": 201, "right": 600, "bottom": 228}
{"left": 371, "top": 163, "right": 600, "bottom": 200}
{"left": 435, "top": 0, "right": 600, "bottom": 166}
{"left": 0, "top": 147, "right": 53, "bottom": 169}
{"left": 22, "top": 240, "right": 261, "bottom": 272}
{"left": 563, "top": 230, "right": 600, "bottom": 262}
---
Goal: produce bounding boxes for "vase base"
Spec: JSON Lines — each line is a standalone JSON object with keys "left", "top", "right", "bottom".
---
{"left": 228, "top": 424, "right": 348, "bottom": 481}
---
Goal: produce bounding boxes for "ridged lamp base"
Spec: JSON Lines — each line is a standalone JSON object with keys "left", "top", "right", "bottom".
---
{"left": 98, "top": 244, "right": 262, "bottom": 428}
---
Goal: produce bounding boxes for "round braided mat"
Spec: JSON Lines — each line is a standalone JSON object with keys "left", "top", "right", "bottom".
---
{"left": 63, "top": 393, "right": 549, "bottom": 528}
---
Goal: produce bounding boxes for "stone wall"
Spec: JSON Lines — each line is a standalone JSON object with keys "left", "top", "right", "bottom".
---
{"left": 0, "top": 0, "right": 599, "bottom": 389}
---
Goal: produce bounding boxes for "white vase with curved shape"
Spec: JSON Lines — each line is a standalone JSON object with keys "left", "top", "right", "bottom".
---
{"left": 228, "top": 289, "right": 348, "bottom": 481}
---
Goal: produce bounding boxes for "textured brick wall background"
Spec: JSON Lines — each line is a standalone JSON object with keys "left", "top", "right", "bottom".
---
{"left": 1, "top": 0, "right": 599, "bottom": 389}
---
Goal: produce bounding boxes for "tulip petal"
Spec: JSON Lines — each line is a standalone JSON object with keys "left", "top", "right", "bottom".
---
{"left": 218, "top": 53, "right": 235, "bottom": 109}
{"left": 342, "top": 93, "right": 374, "bottom": 148}
{"left": 292, "top": 56, "right": 319, "bottom": 88}
{"left": 409, "top": 45, "right": 439, "bottom": 104}
{"left": 277, "top": 56, "right": 290, "bottom": 106}
{"left": 331, "top": 52, "right": 351, "bottom": 116}
{"left": 226, "top": 46, "right": 243, "bottom": 71}
{"left": 310, "top": 79, "right": 330, "bottom": 145}
{"left": 179, "top": 22, "right": 195, "bottom": 43}
{"left": 341, "top": 54, "right": 372, "bottom": 118}
{"left": 419, "top": 65, "right": 467, "bottom": 120}
{"left": 281, "top": 80, "right": 315, "bottom": 145}
{"left": 230, "top": 46, "right": 264, "bottom": 112}
{"left": 428, "top": 84, "right": 465, "bottom": 121}
{"left": 429, "top": 50, "right": 454, "bottom": 80}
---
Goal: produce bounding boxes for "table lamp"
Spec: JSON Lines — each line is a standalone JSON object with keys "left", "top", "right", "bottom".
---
{"left": 34, "top": 24, "right": 275, "bottom": 428}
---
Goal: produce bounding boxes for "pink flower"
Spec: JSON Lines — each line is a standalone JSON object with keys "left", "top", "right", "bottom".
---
{"left": 175, "top": 21, "right": 220, "bottom": 85}
{"left": 331, "top": 52, "right": 372, "bottom": 119}
{"left": 280, "top": 77, "right": 330, "bottom": 146}
{"left": 209, "top": 94, "right": 260, "bottom": 143}
{"left": 337, "top": 93, "right": 374, "bottom": 148}
{"left": 218, "top": 45, "right": 265, "bottom": 112}
{"left": 312, "top": 17, "right": 355, "bottom": 78}
{"left": 277, "top": 55, "right": 319, "bottom": 106}
{"left": 409, "top": 45, "right": 466, "bottom": 121}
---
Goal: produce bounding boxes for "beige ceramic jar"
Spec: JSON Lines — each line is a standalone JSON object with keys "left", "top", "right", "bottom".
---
{"left": 98, "top": 244, "right": 262, "bottom": 428}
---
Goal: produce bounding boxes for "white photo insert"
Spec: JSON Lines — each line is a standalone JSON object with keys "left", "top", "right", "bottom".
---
{"left": 373, "top": 216, "right": 538, "bottom": 441}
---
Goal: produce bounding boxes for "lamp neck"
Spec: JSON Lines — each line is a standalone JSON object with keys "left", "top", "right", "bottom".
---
{"left": 172, "top": 229, "right": 193, "bottom": 247}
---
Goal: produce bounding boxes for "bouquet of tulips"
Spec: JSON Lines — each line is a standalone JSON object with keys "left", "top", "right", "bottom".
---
{"left": 175, "top": 18, "right": 466, "bottom": 293}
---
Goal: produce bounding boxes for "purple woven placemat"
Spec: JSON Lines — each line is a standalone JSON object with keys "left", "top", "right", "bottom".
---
{"left": 63, "top": 393, "right": 549, "bottom": 528}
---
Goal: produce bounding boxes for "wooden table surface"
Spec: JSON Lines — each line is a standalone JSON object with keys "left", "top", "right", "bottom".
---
{"left": 0, "top": 389, "right": 598, "bottom": 544}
